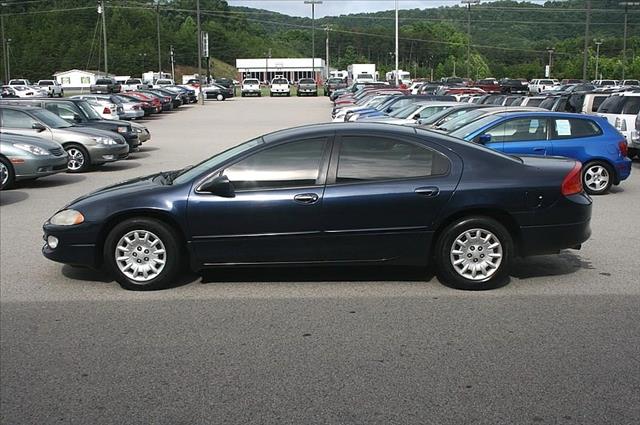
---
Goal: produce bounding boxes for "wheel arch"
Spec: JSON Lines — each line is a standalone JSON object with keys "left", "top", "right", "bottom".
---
{"left": 95, "top": 209, "right": 189, "bottom": 268}
{"left": 431, "top": 208, "right": 523, "bottom": 258}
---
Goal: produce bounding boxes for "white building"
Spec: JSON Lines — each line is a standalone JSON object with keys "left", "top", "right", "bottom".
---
{"left": 53, "top": 69, "right": 107, "bottom": 89}
{"left": 236, "top": 58, "right": 326, "bottom": 83}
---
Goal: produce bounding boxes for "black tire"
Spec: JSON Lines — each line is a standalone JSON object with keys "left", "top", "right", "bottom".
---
{"left": 435, "top": 216, "right": 513, "bottom": 290}
{"left": 64, "top": 144, "right": 90, "bottom": 173}
{"left": 582, "top": 161, "right": 613, "bottom": 195}
{"left": 104, "top": 218, "right": 182, "bottom": 291}
{"left": 269, "top": 93, "right": 273, "bottom": 97}
{"left": 0, "top": 156, "right": 15, "bottom": 190}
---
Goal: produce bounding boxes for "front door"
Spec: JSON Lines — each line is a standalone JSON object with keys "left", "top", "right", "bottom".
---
{"left": 187, "top": 137, "right": 332, "bottom": 265}
{"left": 483, "top": 117, "right": 552, "bottom": 156}
{"left": 321, "top": 134, "right": 462, "bottom": 263}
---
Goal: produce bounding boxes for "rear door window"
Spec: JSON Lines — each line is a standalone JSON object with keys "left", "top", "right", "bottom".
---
{"left": 597, "top": 96, "right": 624, "bottom": 113}
{"left": 485, "top": 118, "right": 548, "bottom": 142}
{"left": 621, "top": 97, "right": 640, "bottom": 115}
{"left": 551, "top": 118, "right": 602, "bottom": 139}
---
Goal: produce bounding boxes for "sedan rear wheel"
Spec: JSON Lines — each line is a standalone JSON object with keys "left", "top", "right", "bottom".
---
{"left": 582, "top": 161, "right": 613, "bottom": 195}
{"left": 64, "top": 145, "right": 90, "bottom": 173}
{"left": 105, "top": 218, "right": 182, "bottom": 290}
{"left": 435, "top": 216, "right": 513, "bottom": 290}
{"left": 216, "top": 94, "right": 224, "bottom": 101}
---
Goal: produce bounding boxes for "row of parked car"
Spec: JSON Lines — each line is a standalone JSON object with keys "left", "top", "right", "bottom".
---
{"left": 0, "top": 83, "right": 197, "bottom": 190}
{"left": 240, "top": 77, "right": 320, "bottom": 97}
{"left": 329, "top": 81, "right": 636, "bottom": 196}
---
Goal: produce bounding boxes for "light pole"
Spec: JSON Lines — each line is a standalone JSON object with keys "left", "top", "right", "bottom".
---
{"left": 98, "top": 0, "right": 108, "bottom": 75}
{"left": 170, "top": 45, "right": 175, "bottom": 81}
{"left": 546, "top": 47, "right": 554, "bottom": 78}
{"left": 138, "top": 53, "right": 148, "bottom": 73}
{"left": 196, "top": 0, "right": 203, "bottom": 104}
{"left": 264, "top": 48, "right": 271, "bottom": 83}
{"left": 5, "top": 37, "right": 10, "bottom": 81}
{"left": 582, "top": 0, "right": 591, "bottom": 81}
{"left": 619, "top": 2, "right": 640, "bottom": 80}
{"left": 394, "top": 0, "right": 399, "bottom": 85}
{"left": 156, "top": 1, "right": 161, "bottom": 78}
{"left": 325, "top": 26, "right": 330, "bottom": 82}
{"left": 594, "top": 39, "right": 603, "bottom": 80}
{"left": 304, "top": 0, "right": 322, "bottom": 82}
{"left": 1, "top": 2, "right": 7, "bottom": 83}
{"left": 461, "top": 0, "right": 480, "bottom": 80}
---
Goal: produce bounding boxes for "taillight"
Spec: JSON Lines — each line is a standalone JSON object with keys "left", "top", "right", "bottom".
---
{"left": 103, "top": 107, "right": 111, "bottom": 114}
{"left": 561, "top": 162, "right": 583, "bottom": 196}
{"left": 615, "top": 117, "right": 627, "bottom": 131}
{"left": 618, "top": 140, "right": 628, "bottom": 157}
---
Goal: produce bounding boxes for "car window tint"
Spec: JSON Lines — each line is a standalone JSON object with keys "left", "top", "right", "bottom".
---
{"left": 621, "top": 97, "right": 640, "bottom": 115}
{"left": 1, "top": 109, "right": 36, "bottom": 128}
{"left": 224, "top": 138, "right": 326, "bottom": 191}
{"left": 597, "top": 96, "right": 624, "bottom": 113}
{"left": 336, "top": 137, "right": 449, "bottom": 183}
{"left": 552, "top": 119, "right": 601, "bottom": 139}
{"left": 46, "top": 103, "right": 77, "bottom": 121}
{"left": 526, "top": 98, "right": 543, "bottom": 107}
{"left": 486, "top": 118, "right": 548, "bottom": 142}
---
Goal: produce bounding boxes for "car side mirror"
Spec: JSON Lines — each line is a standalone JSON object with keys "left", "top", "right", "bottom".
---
{"left": 32, "top": 122, "right": 46, "bottom": 132}
{"left": 478, "top": 134, "right": 492, "bottom": 144}
{"left": 198, "top": 175, "right": 235, "bottom": 198}
{"left": 73, "top": 114, "right": 82, "bottom": 123}
{"left": 412, "top": 113, "right": 421, "bottom": 120}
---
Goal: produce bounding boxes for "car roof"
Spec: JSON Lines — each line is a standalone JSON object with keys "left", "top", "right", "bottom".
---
{"left": 482, "top": 111, "right": 601, "bottom": 120}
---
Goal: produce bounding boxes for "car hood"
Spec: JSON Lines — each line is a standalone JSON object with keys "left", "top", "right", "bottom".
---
{"left": 0, "top": 132, "right": 63, "bottom": 150}
{"left": 64, "top": 173, "right": 163, "bottom": 210}
{"left": 64, "top": 126, "right": 125, "bottom": 140}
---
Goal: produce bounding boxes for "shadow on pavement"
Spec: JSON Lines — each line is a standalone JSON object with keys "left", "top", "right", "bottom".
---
{"left": 511, "top": 251, "right": 593, "bottom": 279}
{"left": 0, "top": 191, "right": 29, "bottom": 206}
{"left": 129, "top": 152, "right": 151, "bottom": 160}
{"left": 96, "top": 161, "right": 141, "bottom": 172}
{"left": 201, "top": 266, "right": 434, "bottom": 284}
{"left": 139, "top": 146, "right": 160, "bottom": 152}
{"left": 16, "top": 174, "right": 86, "bottom": 189}
{"left": 61, "top": 264, "right": 199, "bottom": 289}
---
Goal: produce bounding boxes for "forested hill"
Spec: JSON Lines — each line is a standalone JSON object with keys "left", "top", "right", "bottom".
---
{"left": 1, "top": 0, "right": 637, "bottom": 81}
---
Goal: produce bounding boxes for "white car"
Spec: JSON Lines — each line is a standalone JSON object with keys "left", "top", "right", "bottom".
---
{"left": 2, "top": 85, "right": 47, "bottom": 98}
{"left": 354, "top": 101, "right": 458, "bottom": 123}
{"left": 154, "top": 78, "right": 175, "bottom": 88}
{"left": 269, "top": 77, "right": 290, "bottom": 97}
{"left": 592, "top": 79, "right": 619, "bottom": 88}
{"left": 70, "top": 95, "right": 121, "bottom": 120}
{"left": 8, "top": 78, "right": 32, "bottom": 86}
{"left": 37, "top": 80, "right": 64, "bottom": 97}
{"left": 597, "top": 93, "right": 640, "bottom": 155}
{"left": 241, "top": 78, "right": 261, "bottom": 97}
{"left": 529, "top": 79, "right": 560, "bottom": 94}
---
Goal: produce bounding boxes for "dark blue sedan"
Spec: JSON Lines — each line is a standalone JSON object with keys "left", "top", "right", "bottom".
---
{"left": 42, "top": 123, "right": 592, "bottom": 291}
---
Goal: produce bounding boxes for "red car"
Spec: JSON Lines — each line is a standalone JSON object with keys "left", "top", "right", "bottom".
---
{"left": 124, "top": 92, "right": 162, "bottom": 113}
{"left": 472, "top": 78, "right": 502, "bottom": 94}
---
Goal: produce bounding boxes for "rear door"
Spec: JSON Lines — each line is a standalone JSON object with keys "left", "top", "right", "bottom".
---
{"left": 482, "top": 117, "right": 552, "bottom": 156}
{"left": 550, "top": 117, "right": 606, "bottom": 162}
{"left": 321, "top": 134, "right": 461, "bottom": 263}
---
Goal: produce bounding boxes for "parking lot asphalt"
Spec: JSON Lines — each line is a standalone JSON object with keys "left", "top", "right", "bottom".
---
{"left": 1, "top": 97, "right": 639, "bottom": 424}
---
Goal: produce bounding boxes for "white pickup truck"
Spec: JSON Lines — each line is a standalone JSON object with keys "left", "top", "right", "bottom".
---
{"left": 529, "top": 79, "right": 560, "bottom": 94}
{"left": 37, "top": 80, "right": 64, "bottom": 97}
{"left": 121, "top": 78, "right": 145, "bottom": 91}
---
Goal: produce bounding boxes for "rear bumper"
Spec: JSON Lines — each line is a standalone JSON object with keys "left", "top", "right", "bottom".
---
{"left": 614, "top": 157, "right": 633, "bottom": 182}
{"left": 519, "top": 219, "right": 591, "bottom": 256}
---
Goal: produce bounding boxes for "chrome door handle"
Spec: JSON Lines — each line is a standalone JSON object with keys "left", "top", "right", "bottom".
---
{"left": 294, "top": 193, "right": 319, "bottom": 204}
{"left": 414, "top": 187, "right": 439, "bottom": 197}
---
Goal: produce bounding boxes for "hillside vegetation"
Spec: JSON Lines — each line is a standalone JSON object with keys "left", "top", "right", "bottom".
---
{"left": 1, "top": 0, "right": 637, "bottom": 80}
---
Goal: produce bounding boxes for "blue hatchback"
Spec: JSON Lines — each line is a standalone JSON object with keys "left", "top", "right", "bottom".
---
{"left": 450, "top": 112, "right": 632, "bottom": 195}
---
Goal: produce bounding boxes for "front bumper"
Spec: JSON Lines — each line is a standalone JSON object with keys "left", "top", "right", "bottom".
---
{"left": 13, "top": 155, "right": 68, "bottom": 181}
{"left": 86, "top": 143, "right": 129, "bottom": 164}
{"left": 42, "top": 222, "right": 101, "bottom": 268}
{"left": 122, "top": 110, "right": 145, "bottom": 119}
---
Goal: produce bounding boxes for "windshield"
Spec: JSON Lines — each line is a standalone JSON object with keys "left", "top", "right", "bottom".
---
{"left": 389, "top": 103, "right": 423, "bottom": 118}
{"left": 272, "top": 79, "right": 288, "bottom": 85}
{"left": 38, "top": 81, "right": 53, "bottom": 86}
{"left": 76, "top": 100, "right": 103, "bottom": 120}
{"left": 328, "top": 78, "right": 344, "bottom": 84}
{"left": 32, "top": 109, "right": 73, "bottom": 128}
{"left": 96, "top": 79, "right": 113, "bottom": 85}
{"left": 173, "top": 137, "right": 265, "bottom": 185}
{"left": 243, "top": 79, "right": 259, "bottom": 85}
{"left": 438, "top": 109, "right": 489, "bottom": 132}
{"left": 449, "top": 115, "right": 501, "bottom": 139}
{"left": 125, "top": 79, "right": 140, "bottom": 84}
{"left": 422, "top": 107, "right": 471, "bottom": 125}
{"left": 299, "top": 79, "right": 315, "bottom": 84}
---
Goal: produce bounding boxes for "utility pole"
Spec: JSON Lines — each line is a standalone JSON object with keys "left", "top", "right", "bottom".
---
{"left": 1, "top": 2, "right": 7, "bottom": 83}
{"left": 619, "top": 2, "right": 640, "bottom": 80}
{"left": 546, "top": 47, "right": 554, "bottom": 78}
{"left": 582, "top": 0, "right": 591, "bottom": 81}
{"left": 324, "top": 27, "right": 329, "bottom": 80}
{"left": 462, "top": 0, "right": 480, "bottom": 80}
{"left": 196, "top": 0, "right": 203, "bottom": 104}
{"left": 5, "top": 38, "right": 9, "bottom": 81}
{"left": 265, "top": 48, "right": 271, "bottom": 83}
{"left": 170, "top": 45, "right": 175, "bottom": 81}
{"left": 98, "top": 0, "right": 108, "bottom": 75}
{"left": 304, "top": 1, "right": 322, "bottom": 82}
{"left": 594, "top": 39, "right": 603, "bottom": 80}
{"left": 156, "top": 1, "right": 161, "bottom": 77}
{"left": 395, "top": 0, "right": 399, "bottom": 85}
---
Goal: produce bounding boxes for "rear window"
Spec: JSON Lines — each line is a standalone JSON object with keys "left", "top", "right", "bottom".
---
{"left": 125, "top": 79, "right": 140, "bottom": 84}
{"left": 38, "top": 81, "right": 54, "bottom": 86}
{"left": 540, "top": 80, "right": 554, "bottom": 85}
{"left": 243, "top": 79, "right": 259, "bottom": 84}
{"left": 621, "top": 97, "right": 640, "bottom": 115}
{"left": 623, "top": 80, "right": 639, "bottom": 86}
{"left": 272, "top": 79, "right": 288, "bottom": 84}
{"left": 95, "top": 79, "right": 114, "bottom": 84}
{"left": 598, "top": 96, "right": 625, "bottom": 114}
{"left": 299, "top": 79, "right": 315, "bottom": 84}
{"left": 328, "top": 78, "right": 344, "bottom": 84}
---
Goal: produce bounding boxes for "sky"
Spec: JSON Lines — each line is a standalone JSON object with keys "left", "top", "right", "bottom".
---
{"left": 227, "top": 0, "right": 460, "bottom": 18}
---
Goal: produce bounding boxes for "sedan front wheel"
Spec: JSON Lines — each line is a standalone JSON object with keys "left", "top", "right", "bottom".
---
{"left": 105, "top": 218, "right": 182, "bottom": 290}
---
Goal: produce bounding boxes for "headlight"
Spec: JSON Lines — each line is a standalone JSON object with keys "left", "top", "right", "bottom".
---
{"left": 116, "top": 126, "right": 128, "bottom": 133}
{"left": 348, "top": 114, "right": 360, "bottom": 122}
{"left": 49, "top": 209, "right": 84, "bottom": 226}
{"left": 13, "top": 143, "right": 49, "bottom": 156}
{"left": 93, "top": 136, "right": 118, "bottom": 145}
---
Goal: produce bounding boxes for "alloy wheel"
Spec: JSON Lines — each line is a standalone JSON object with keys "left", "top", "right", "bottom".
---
{"left": 0, "top": 162, "right": 8, "bottom": 187}
{"left": 450, "top": 228, "right": 503, "bottom": 281}
{"left": 66, "top": 148, "right": 85, "bottom": 171}
{"left": 584, "top": 165, "right": 610, "bottom": 193}
{"left": 115, "top": 230, "right": 167, "bottom": 283}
